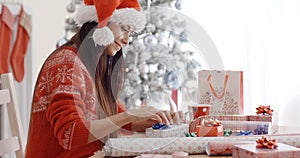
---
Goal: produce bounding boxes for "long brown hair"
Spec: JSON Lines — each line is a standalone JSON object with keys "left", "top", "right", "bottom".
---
{"left": 66, "top": 22, "right": 125, "bottom": 118}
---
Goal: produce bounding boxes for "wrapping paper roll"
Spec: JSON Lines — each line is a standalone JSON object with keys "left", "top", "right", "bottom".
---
{"left": 103, "top": 134, "right": 300, "bottom": 157}
{"left": 145, "top": 124, "right": 189, "bottom": 138}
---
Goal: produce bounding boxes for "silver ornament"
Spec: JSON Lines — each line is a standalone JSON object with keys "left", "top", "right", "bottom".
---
{"left": 66, "top": 3, "right": 76, "bottom": 13}
{"left": 143, "top": 34, "right": 158, "bottom": 47}
{"left": 138, "top": 63, "right": 150, "bottom": 74}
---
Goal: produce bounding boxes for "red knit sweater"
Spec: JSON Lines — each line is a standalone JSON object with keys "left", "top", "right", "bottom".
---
{"left": 25, "top": 46, "right": 130, "bottom": 158}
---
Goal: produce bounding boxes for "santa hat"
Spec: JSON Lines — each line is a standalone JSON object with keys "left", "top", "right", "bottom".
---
{"left": 74, "top": 0, "right": 146, "bottom": 46}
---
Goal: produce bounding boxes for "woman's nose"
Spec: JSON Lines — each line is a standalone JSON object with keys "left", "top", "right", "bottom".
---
{"left": 121, "top": 32, "right": 130, "bottom": 45}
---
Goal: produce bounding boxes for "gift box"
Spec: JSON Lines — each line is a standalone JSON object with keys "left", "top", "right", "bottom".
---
{"left": 145, "top": 124, "right": 189, "bottom": 138}
{"left": 206, "top": 141, "right": 254, "bottom": 156}
{"left": 233, "top": 143, "right": 300, "bottom": 158}
{"left": 189, "top": 115, "right": 248, "bottom": 133}
{"left": 195, "top": 125, "right": 224, "bottom": 137}
{"left": 221, "top": 121, "right": 271, "bottom": 135}
{"left": 248, "top": 111, "right": 278, "bottom": 134}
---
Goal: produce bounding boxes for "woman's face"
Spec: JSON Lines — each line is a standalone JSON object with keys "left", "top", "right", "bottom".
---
{"left": 106, "top": 22, "right": 134, "bottom": 56}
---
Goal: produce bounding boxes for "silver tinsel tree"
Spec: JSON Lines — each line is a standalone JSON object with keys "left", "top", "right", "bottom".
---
{"left": 120, "top": 0, "right": 203, "bottom": 112}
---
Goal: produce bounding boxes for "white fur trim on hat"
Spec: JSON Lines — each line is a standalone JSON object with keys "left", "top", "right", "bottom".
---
{"left": 74, "top": 6, "right": 146, "bottom": 46}
{"left": 74, "top": 5, "right": 98, "bottom": 25}
{"left": 110, "top": 8, "right": 146, "bottom": 33}
{"left": 93, "top": 27, "right": 114, "bottom": 46}
{"left": 74, "top": 6, "right": 145, "bottom": 31}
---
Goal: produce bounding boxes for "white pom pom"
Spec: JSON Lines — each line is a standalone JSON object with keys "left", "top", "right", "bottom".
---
{"left": 92, "top": 27, "right": 114, "bottom": 46}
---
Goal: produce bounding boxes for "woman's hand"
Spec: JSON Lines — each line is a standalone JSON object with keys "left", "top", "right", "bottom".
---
{"left": 126, "top": 107, "right": 186, "bottom": 132}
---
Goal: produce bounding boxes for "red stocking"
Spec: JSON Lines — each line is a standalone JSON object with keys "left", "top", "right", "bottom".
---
{"left": 0, "top": 5, "right": 14, "bottom": 74}
{"left": 10, "top": 6, "right": 31, "bottom": 82}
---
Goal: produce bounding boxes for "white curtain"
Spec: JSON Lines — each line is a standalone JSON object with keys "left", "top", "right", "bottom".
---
{"left": 182, "top": 0, "right": 300, "bottom": 126}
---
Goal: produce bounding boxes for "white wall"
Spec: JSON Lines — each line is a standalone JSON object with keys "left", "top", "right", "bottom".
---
{"left": 23, "top": 0, "right": 69, "bottom": 81}
{"left": 182, "top": 0, "right": 300, "bottom": 126}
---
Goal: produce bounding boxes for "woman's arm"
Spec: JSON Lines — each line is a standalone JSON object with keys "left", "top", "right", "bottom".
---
{"left": 88, "top": 112, "right": 134, "bottom": 142}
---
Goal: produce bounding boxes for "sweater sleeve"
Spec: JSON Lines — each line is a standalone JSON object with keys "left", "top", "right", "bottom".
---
{"left": 45, "top": 51, "right": 95, "bottom": 150}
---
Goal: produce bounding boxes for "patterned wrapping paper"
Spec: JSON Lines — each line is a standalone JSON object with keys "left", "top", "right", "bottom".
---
{"left": 232, "top": 143, "right": 300, "bottom": 158}
{"left": 145, "top": 124, "right": 189, "bottom": 138}
{"left": 103, "top": 134, "right": 300, "bottom": 157}
{"left": 221, "top": 121, "right": 271, "bottom": 134}
{"left": 197, "top": 70, "right": 244, "bottom": 115}
{"left": 248, "top": 112, "right": 279, "bottom": 134}
{"left": 189, "top": 114, "right": 278, "bottom": 134}
{"left": 189, "top": 115, "right": 248, "bottom": 133}
{"left": 206, "top": 141, "right": 254, "bottom": 156}
{"left": 196, "top": 125, "right": 224, "bottom": 137}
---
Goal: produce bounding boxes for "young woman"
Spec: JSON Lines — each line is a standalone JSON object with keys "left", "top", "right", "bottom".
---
{"left": 25, "top": 5, "right": 184, "bottom": 158}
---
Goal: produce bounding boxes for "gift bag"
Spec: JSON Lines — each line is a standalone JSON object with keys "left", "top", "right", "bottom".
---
{"left": 197, "top": 70, "right": 243, "bottom": 115}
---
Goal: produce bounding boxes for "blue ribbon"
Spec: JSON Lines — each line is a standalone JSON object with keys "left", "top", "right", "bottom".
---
{"left": 152, "top": 123, "right": 170, "bottom": 130}
{"left": 254, "top": 125, "right": 269, "bottom": 135}
{"left": 236, "top": 130, "right": 253, "bottom": 136}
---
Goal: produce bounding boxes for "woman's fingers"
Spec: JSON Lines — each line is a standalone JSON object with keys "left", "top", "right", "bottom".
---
{"left": 152, "top": 114, "right": 163, "bottom": 125}
{"left": 157, "top": 111, "right": 170, "bottom": 126}
{"left": 163, "top": 110, "right": 173, "bottom": 124}
{"left": 172, "top": 112, "right": 181, "bottom": 124}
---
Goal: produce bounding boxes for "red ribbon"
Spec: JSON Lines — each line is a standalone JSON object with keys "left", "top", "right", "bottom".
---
{"left": 256, "top": 105, "right": 273, "bottom": 115}
{"left": 256, "top": 136, "right": 278, "bottom": 149}
{"left": 202, "top": 118, "right": 222, "bottom": 127}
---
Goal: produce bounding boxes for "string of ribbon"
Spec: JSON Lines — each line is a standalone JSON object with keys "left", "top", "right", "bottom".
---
{"left": 236, "top": 130, "right": 253, "bottom": 136}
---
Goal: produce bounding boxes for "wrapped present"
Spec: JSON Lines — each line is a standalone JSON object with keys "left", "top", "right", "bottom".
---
{"left": 145, "top": 124, "right": 189, "bottom": 138}
{"left": 195, "top": 119, "right": 223, "bottom": 137}
{"left": 248, "top": 111, "right": 278, "bottom": 134}
{"left": 189, "top": 115, "right": 248, "bottom": 133}
{"left": 196, "top": 125, "right": 224, "bottom": 137}
{"left": 233, "top": 143, "right": 300, "bottom": 158}
{"left": 221, "top": 121, "right": 271, "bottom": 134}
{"left": 206, "top": 141, "right": 254, "bottom": 156}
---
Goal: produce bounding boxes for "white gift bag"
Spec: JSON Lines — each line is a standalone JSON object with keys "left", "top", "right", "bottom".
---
{"left": 197, "top": 70, "right": 243, "bottom": 115}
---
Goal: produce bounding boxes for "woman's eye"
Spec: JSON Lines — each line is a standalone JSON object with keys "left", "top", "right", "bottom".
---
{"left": 121, "top": 26, "right": 129, "bottom": 32}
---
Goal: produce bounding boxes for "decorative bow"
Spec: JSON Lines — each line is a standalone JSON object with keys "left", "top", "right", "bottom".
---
{"left": 223, "top": 129, "right": 232, "bottom": 137}
{"left": 236, "top": 130, "right": 253, "bottom": 136}
{"left": 256, "top": 136, "right": 278, "bottom": 149}
{"left": 185, "top": 132, "right": 197, "bottom": 137}
{"left": 201, "top": 118, "right": 222, "bottom": 127}
{"left": 256, "top": 105, "right": 273, "bottom": 115}
{"left": 254, "top": 124, "right": 269, "bottom": 135}
{"left": 152, "top": 123, "right": 170, "bottom": 130}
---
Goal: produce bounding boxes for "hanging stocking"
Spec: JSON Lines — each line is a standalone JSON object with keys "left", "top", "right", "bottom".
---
{"left": 10, "top": 6, "right": 31, "bottom": 82}
{"left": 0, "top": 5, "right": 14, "bottom": 74}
